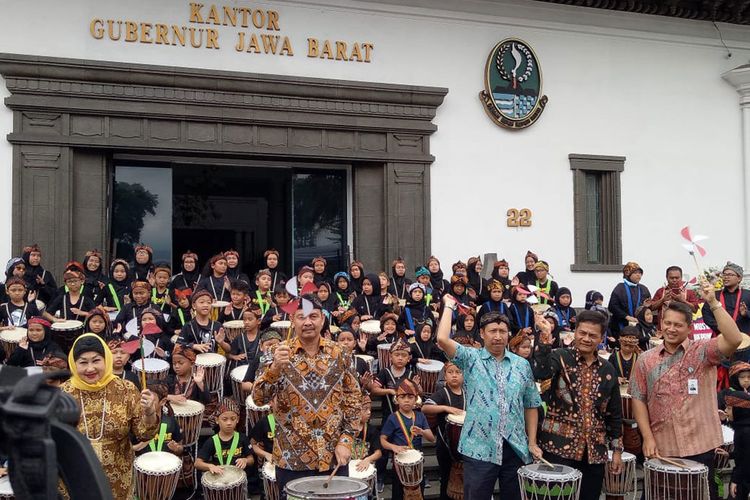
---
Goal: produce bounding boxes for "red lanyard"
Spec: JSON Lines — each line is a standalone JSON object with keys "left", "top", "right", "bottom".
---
{"left": 720, "top": 290, "right": 742, "bottom": 321}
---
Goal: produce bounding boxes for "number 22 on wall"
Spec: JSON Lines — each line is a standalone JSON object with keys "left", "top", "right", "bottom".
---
{"left": 507, "top": 208, "right": 532, "bottom": 227}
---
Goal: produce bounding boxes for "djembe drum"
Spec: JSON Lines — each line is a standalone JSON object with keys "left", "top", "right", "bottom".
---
{"left": 416, "top": 360, "right": 443, "bottom": 395}
{"left": 195, "top": 352, "right": 226, "bottom": 394}
{"left": 517, "top": 463, "right": 582, "bottom": 500}
{"left": 0, "top": 327, "right": 25, "bottom": 357}
{"left": 262, "top": 462, "right": 279, "bottom": 500}
{"left": 201, "top": 465, "right": 247, "bottom": 500}
{"left": 170, "top": 399, "right": 205, "bottom": 447}
{"left": 230, "top": 365, "right": 249, "bottom": 406}
{"left": 361, "top": 320, "right": 381, "bottom": 339}
{"left": 394, "top": 449, "right": 424, "bottom": 500}
{"left": 51, "top": 320, "right": 83, "bottom": 354}
{"left": 134, "top": 451, "right": 182, "bottom": 500}
{"left": 245, "top": 393, "right": 271, "bottom": 434}
{"left": 211, "top": 301, "right": 230, "bottom": 322}
{"left": 446, "top": 413, "right": 465, "bottom": 500}
{"left": 222, "top": 320, "right": 245, "bottom": 342}
{"left": 355, "top": 354, "right": 376, "bottom": 374}
{"left": 603, "top": 450, "right": 637, "bottom": 499}
{"left": 349, "top": 460, "right": 377, "bottom": 496}
{"left": 377, "top": 343, "right": 392, "bottom": 370}
{"left": 714, "top": 425, "right": 734, "bottom": 472}
{"left": 644, "top": 458, "right": 709, "bottom": 500}
{"left": 132, "top": 358, "right": 170, "bottom": 383}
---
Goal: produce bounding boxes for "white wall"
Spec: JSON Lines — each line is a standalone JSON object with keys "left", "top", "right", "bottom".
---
{"left": 0, "top": 0, "right": 748, "bottom": 303}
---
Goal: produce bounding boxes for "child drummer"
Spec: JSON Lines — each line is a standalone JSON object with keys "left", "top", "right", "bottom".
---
{"left": 353, "top": 392, "right": 383, "bottom": 498}
{"left": 0, "top": 277, "right": 40, "bottom": 328}
{"left": 132, "top": 381, "right": 184, "bottom": 457}
{"left": 177, "top": 289, "right": 230, "bottom": 354}
{"left": 422, "top": 362, "right": 466, "bottom": 500}
{"left": 196, "top": 398, "right": 255, "bottom": 484}
{"left": 612, "top": 326, "right": 639, "bottom": 385}
{"left": 380, "top": 379, "right": 435, "bottom": 500}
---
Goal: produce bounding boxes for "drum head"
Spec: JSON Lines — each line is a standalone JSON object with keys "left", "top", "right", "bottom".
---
{"left": 170, "top": 399, "right": 205, "bottom": 416}
{"left": 246, "top": 394, "right": 270, "bottom": 411}
{"left": 377, "top": 343, "right": 392, "bottom": 351}
{"left": 262, "top": 461, "right": 276, "bottom": 480}
{"left": 285, "top": 476, "right": 369, "bottom": 498}
{"left": 520, "top": 463, "right": 581, "bottom": 481}
{"left": 607, "top": 450, "right": 635, "bottom": 462}
{"left": 0, "top": 327, "right": 26, "bottom": 342}
{"left": 212, "top": 301, "right": 230, "bottom": 308}
{"left": 446, "top": 413, "right": 465, "bottom": 425}
{"left": 135, "top": 451, "right": 182, "bottom": 473}
{"left": 202, "top": 465, "right": 245, "bottom": 487}
{"left": 395, "top": 449, "right": 423, "bottom": 465}
{"left": 645, "top": 458, "right": 706, "bottom": 473}
{"left": 133, "top": 358, "right": 169, "bottom": 372}
{"left": 722, "top": 425, "right": 734, "bottom": 444}
{"left": 196, "top": 352, "right": 226, "bottom": 367}
{"left": 361, "top": 320, "right": 381, "bottom": 333}
{"left": 224, "top": 320, "right": 244, "bottom": 329}
{"left": 271, "top": 321, "right": 291, "bottom": 330}
{"left": 231, "top": 365, "right": 249, "bottom": 381}
{"left": 348, "top": 460, "right": 376, "bottom": 479}
{"left": 417, "top": 360, "right": 444, "bottom": 372}
{"left": 53, "top": 320, "right": 83, "bottom": 331}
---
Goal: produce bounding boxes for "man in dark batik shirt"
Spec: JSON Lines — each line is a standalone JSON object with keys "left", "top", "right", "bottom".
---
{"left": 533, "top": 309, "right": 623, "bottom": 500}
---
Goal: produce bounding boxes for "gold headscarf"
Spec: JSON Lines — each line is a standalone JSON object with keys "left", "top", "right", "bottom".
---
{"left": 67, "top": 333, "right": 116, "bottom": 392}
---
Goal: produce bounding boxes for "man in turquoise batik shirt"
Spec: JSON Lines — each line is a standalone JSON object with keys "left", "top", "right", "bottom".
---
{"left": 437, "top": 295, "right": 542, "bottom": 500}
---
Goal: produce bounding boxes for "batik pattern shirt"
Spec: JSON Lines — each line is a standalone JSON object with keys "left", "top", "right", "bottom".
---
{"left": 253, "top": 336, "right": 360, "bottom": 471}
{"left": 533, "top": 345, "right": 622, "bottom": 464}
{"left": 451, "top": 345, "right": 541, "bottom": 465}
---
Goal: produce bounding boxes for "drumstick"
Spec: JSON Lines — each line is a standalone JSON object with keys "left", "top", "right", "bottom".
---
{"left": 323, "top": 463, "right": 341, "bottom": 488}
{"left": 537, "top": 456, "right": 554, "bottom": 468}
{"left": 656, "top": 455, "right": 689, "bottom": 469}
{"left": 138, "top": 330, "right": 147, "bottom": 390}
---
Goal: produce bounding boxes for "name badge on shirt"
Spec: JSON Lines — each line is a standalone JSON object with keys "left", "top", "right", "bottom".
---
{"left": 687, "top": 378, "right": 698, "bottom": 395}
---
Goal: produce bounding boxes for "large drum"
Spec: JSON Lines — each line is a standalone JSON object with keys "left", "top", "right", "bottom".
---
{"left": 644, "top": 458, "right": 708, "bottom": 500}
{"left": 270, "top": 321, "right": 291, "bottom": 336}
{"left": 201, "top": 465, "right": 247, "bottom": 500}
{"left": 245, "top": 393, "right": 271, "bottom": 434}
{"left": 355, "top": 355, "right": 376, "bottom": 374}
{"left": 285, "top": 476, "right": 370, "bottom": 500}
{"left": 377, "top": 343, "right": 392, "bottom": 370}
{"left": 134, "top": 451, "right": 182, "bottom": 500}
{"left": 394, "top": 449, "right": 424, "bottom": 488}
{"left": 0, "top": 327, "right": 26, "bottom": 357}
{"left": 211, "top": 301, "right": 230, "bottom": 322}
{"left": 517, "top": 463, "right": 582, "bottom": 500}
{"left": 714, "top": 425, "right": 734, "bottom": 472}
{"left": 446, "top": 412, "right": 465, "bottom": 459}
{"left": 195, "top": 352, "right": 226, "bottom": 394}
{"left": 230, "top": 365, "right": 249, "bottom": 406}
{"left": 262, "top": 462, "right": 279, "bottom": 500}
{"left": 132, "top": 358, "right": 170, "bottom": 383}
{"left": 51, "top": 320, "right": 83, "bottom": 354}
{"left": 416, "top": 360, "right": 444, "bottom": 395}
{"left": 361, "top": 320, "right": 381, "bottom": 338}
{"left": 349, "top": 460, "right": 377, "bottom": 494}
{"left": 223, "top": 320, "right": 245, "bottom": 343}
{"left": 603, "top": 450, "right": 636, "bottom": 498}
{"left": 170, "top": 399, "right": 205, "bottom": 447}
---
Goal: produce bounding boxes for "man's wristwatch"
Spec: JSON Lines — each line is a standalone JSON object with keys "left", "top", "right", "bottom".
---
{"left": 710, "top": 303, "right": 723, "bottom": 312}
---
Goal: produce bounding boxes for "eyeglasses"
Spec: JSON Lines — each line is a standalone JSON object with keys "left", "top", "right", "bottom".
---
{"left": 722, "top": 272, "right": 739, "bottom": 278}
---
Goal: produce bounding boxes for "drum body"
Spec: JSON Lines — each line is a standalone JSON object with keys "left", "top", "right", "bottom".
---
{"left": 132, "top": 358, "right": 170, "bottom": 383}
{"left": 0, "top": 327, "right": 26, "bottom": 357}
{"left": 196, "top": 352, "right": 226, "bottom": 393}
{"left": 211, "top": 301, "right": 230, "bottom": 322}
{"left": 446, "top": 413, "right": 465, "bottom": 459}
{"left": 230, "top": 365, "right": 249, "bottom": 406}
{"left": 285, "top": 476, "right": 370, "bottom": 500}
{"left": 714, "top": 425, "right": 734, "bottom": 472}
{"left": 416, "top": 360, "right": 444, "bottom": 395}
{"left": 349, "top": 460, "right": 377, "bottom": 493}
{"left": 134, "top": 451, "right": 182, "bottom": 500}
{"left": 644, "top": 458, "right": 708, "bottom": 500}
{"left": 355, "top": 355, "right": 376, "bottom": 374}
{"left": 262, "top": 462, "right": 279, "bottom": 500}
{"left": 271, "top": 321, "right": 291, "bottom": 336}
{"left": 621, "top": 393, "right": 633, "bottom": 421}
{"left": 394, "top": 449, "right": 424, "bottom": 487}
{"left": 517, "top": 463, "right": 582, "bottom": 500}
{"left": 603, "top": 450, "right": 636, "bottom": 496}
{"left": 51, "top": 320, "right": 83, "bottom": 354}
{"left": 361, "top": 320, "right": 381, "bottom": 338}
{"left": 245, "top": 394, "right": 271, "bottom": 433}
{"left": 377, "top": 343, "right": 392, "bottom": 370}
{"left": 170, "top": 400, "right": 205, "bottom": 446}
{"left": 201, "top": 465, "right": 247, "bottom": 500}
{"left": 223, "top": 320, "right": 245, "bottom": 343}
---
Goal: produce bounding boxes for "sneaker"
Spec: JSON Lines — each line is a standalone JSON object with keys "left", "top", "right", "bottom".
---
{"left": 377, "top": 480, "right": 385, "bottom": 493}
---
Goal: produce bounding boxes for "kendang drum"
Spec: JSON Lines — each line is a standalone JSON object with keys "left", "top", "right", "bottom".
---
{"left": 355, "top": 354, "right": 376, "bottom": 374}
{"left": 201, "top": 465, "right": 247, "bottom": 500}
{"left": 51, "top": 320, "right": 83, "bottom": 354}
{"left": 230, "top": 365, "right": 249, "bottom": 406}
{"left": 377, "top": 343, "right": 392, "bottom": 370}
{"left": 361, "top": 320, "right": 381, "bottom": 339}
{"left": 416, "top": 360, "right": 444, "bottom": 395}
{"left": 132, "top": 358, "right": 170, "bottom": 383}
{"left": 349, "top": 460, "right": 377, "bottom": 494}
{"left": 446, "top": 412, "right": 465, "bottom": 500}
{"left": 211, "top": 301, "right": 230, "bottom": 322}
{"left": 517, "top": 463, "right": 582, "bottom": 500}
{"left": 714, "top": 425, "right": 734, "bottom": 472}
{"left": 603, "top": 450, "right": 636, "bottom": 499}
{"left": 245, "top": 393, "right": 271, "bottom": 434}
{"left": 270, "top": 321, "right": 291, "bottom": 336}
{"left": 134, "top": 451, "right": 182, "bottom": 500}
{"left": 644, "top": 458, "right": 708, "bottom": 500}
{"left": 170, "top": 399, "right": 205, "bottom": 446}
{"left": 285, "top": 476, "right": 370, "bottom": 500}
{"left": 262, "top": 462, "right": 279, "bottom": 500}
{"left": 195, "top": 352, "right": 226, "bottom": 394}
{"left": 0, "top": 327, "right": 26, "bottom": 357}
{"left": 223, "top": 320, "right": 245, "bottom": 343}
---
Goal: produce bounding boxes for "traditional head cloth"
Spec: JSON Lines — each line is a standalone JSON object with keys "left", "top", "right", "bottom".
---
{"left": 218, "top": 397, "right": 240, "bottom": 416}
{"left": 153, "top": 263, "right": 172, "bottom": 277}
{"left": 622, "top": 261, "right": 644, "bottom": 278}
{"left": 173, "top": 344, "right": 197, "bottom": 363}
{"left": 450, "top": 274, "right": 467, "bottom": 286}
{"left": 452, "top": 330, "right": 474, "bottom": 346}
{"left": 452, "top": 261, "right": 467, "bottom": 273}
{"left": 22, "top": 243, "right": 42, "bottom": 255}
{"left": 723, "top": 262, "right": 744, "bottom": 277}
{"left": 415, "top": 266, "right": 430, "bottom": 279}
{"left": 174, "top": 288, "right": 193, "bottom": 301}
{"left": 27, "top": 316, "right": 52, "bottom": 350}
{"left": 110, "top": 258, "right": 131, "bottom": 276}
{"left": 495, "top": 259, "right": 509, "bottom": 269}
{"left": 4, "top": 277, "right": 26, "bottom": 289}
{"left": 135, "top": 244, "right": 153, "bottom": 255}
{"left": 84, "top": 307, "right": 112, "bottom": 333}
{"left": 63, "top": 267, "right": 84, "bottom": 282}
{"left": 28, "top": 316, "right": 52, "bottom": 329}
{"left": 467, "top": 256, "right": 481, "bottom": 269}
{"left": 68, "top": 334, "right": 116, "bottom": 392}
{"left": 224, "top": 249, "right": 240, "bottom": 260}
{"left": 426, "top": 256, "right": 440, "bottom": 266}
{"left": 191, "top": 289, "right": 213, "bottom": 305}
{"left": 260, "top": 329, "right": 282, "bottom": 343}
{"left": 339, "top": 309, "right": 358, "bottom": 325}
{"left": 106, "top": 335, "right": 126, "bottom": 351}
{"left": 525, "top": 251, "right": 539, "bottom": 262}
{"left": 408, "top": 282, "right": 425, "bottom": 294}
{"left": 509, "top": 333, "right": 531, "bottom": 351}
{"left": 255, "top": 268, "right": 272, "bottom": 279}
{"left": 40, "top": 352, "right": 68, "bottom": 371}
{"left": 264, "top": 248, "right": 280, "bottom": 259}
{"left": 391, "top": 257, "right": 406, "bottom": 269}
{"left": 729, "top": 361, "right": 750, "bottom": 379}
{"left": 5, "top": 257, "right": 24, "bottom": 276}
{"left": 534, "top": 261, "right": 550, "bottom": 272}
{"left": 131, "top": 280, "right": 151, "bottom": 292}
{"left": 380, "top": 312, "right": 399, "bottom": 329}
{"left": 182, "top": 250, "right": 198, "bottom": 262}
{"left": 396, "top": 379, "right": 418, "bottom": 396}
{"left": 311, "top": 256, "right": 327, "bottom": 266}
{"left": 85, "top": 249, "right": 103, "bottom": 260}
{"left": 208, "top": 253, "right": 227, "bottom": 266}
{"left": 487, "top": 280, "right": 504, "bottom": 293}
{"left": 390, "top": 338, "right": 411, "bottom": 354}
{"left": 297, "top": 265, "right": 315, "bottom": 280}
